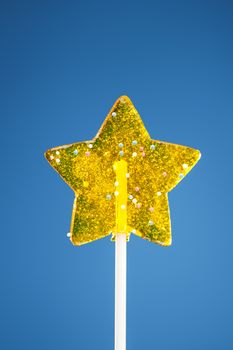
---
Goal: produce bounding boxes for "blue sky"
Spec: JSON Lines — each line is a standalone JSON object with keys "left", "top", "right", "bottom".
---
{"left": 1, "top": 1, "right": 233, "bottom": 349}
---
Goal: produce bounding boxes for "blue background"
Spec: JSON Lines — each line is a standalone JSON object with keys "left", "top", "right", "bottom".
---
{"left": 1, "top": 1, "right": 233, "bottom": 349}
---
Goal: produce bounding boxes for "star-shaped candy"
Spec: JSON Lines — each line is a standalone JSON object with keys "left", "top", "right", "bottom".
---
{"left": 45, "top": 96, "right": 201, "bottom": 246}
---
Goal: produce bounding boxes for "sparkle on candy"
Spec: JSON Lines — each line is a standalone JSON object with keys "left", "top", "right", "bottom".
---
{"left": 45, "top": 96, "right": 201, "bottom": 246}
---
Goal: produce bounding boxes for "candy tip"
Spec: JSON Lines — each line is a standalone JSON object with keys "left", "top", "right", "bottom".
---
{"left": 44, "top": 149, "right": 50, "bottom": 160}
{"left": 117, "top": 95, "right": 132, "bottom": 104}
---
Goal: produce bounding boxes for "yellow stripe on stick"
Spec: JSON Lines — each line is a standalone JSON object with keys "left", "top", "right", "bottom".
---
{"left": 114, "top": 160, "right": 127, "bottom": 233}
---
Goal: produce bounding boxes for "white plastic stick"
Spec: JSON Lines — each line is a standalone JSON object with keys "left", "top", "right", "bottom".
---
{"left": 115, "top": 233, "right": 127, "bottom": 350}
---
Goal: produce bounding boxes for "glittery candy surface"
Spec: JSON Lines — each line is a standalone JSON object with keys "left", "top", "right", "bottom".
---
{"left": 45, "top": 96, "right": 201, "bottom": 246}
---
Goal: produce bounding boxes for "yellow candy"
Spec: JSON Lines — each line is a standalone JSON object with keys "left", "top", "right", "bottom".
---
{"left": 45, "top": 96, "right": 201, "bottom": 246}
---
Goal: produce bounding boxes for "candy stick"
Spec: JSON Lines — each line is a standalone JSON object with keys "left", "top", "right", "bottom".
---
{"left": 114, "top": 160, "right": 127, "bottom": 350}
{"left": 44, "top": 96, "right": 201, "bottom": 349}
{"left": 115, "top": 234, "right": 127, "bottom": 350}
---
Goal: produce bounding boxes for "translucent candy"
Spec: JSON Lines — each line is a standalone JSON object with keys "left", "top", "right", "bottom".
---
{"left": 45, "top": 96, "right": 201, "bottom": 246}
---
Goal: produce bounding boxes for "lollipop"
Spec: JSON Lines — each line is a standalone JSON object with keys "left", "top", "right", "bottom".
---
{"left": 45, "top": 96, "right": 201, "bottom": 350}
